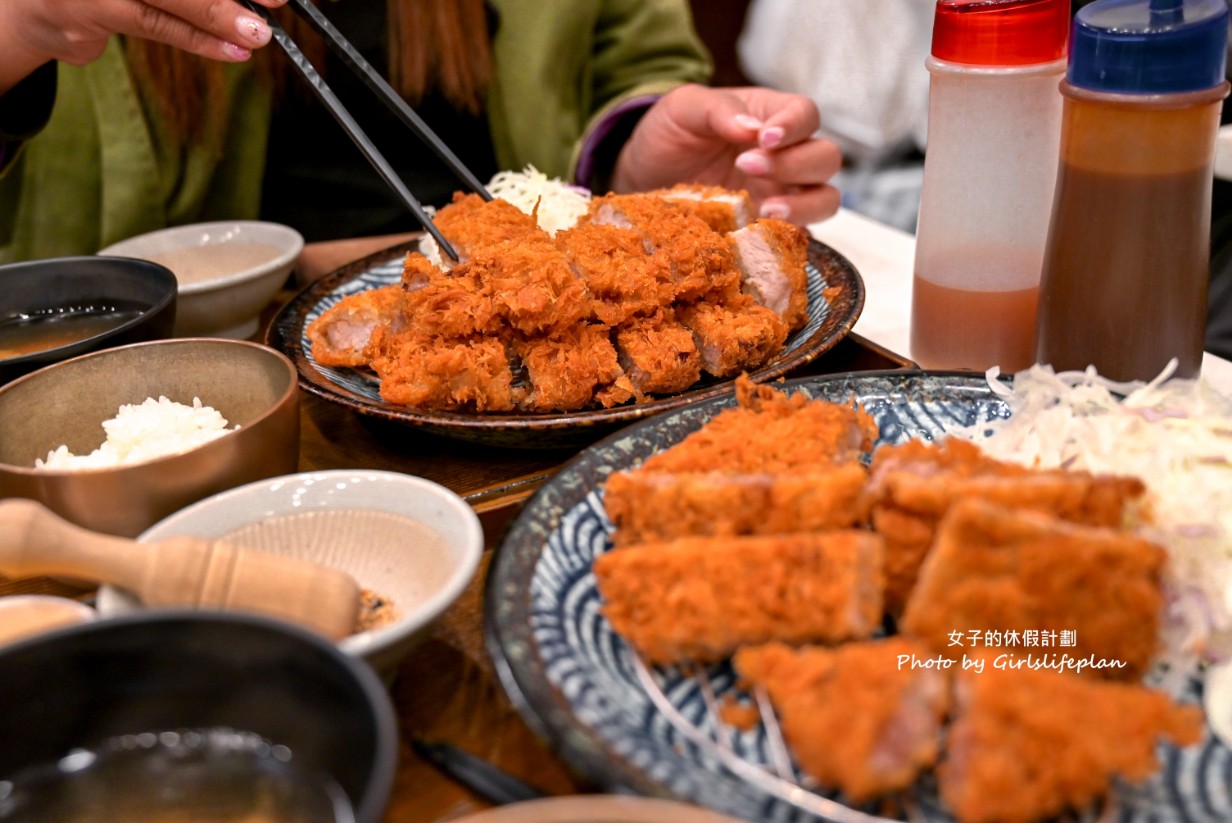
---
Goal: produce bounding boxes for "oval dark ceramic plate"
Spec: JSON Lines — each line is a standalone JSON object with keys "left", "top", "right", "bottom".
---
{"left": 267, "top": 239, "right": 863, "bottom": 449}
{"left": 483, "top": 370, "right": 1223, "bottom": 823}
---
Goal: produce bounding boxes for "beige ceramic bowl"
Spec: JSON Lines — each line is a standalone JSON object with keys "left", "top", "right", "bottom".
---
{"left": 96, "top": 470, "right": 485, "bottom": 676}
{"left": 99, "top": 221, "right": 303, "bottom": 339}
{"left": 0, "top": 338, "right": 300, "bottom": 538}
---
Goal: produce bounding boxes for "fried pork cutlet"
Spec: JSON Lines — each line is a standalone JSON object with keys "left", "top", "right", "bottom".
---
{"left": 555, "top": 221, "right": 674, "bottom": 326}
{"left": 636, "top": 376, "right": 879, "bottom": 475}
{"left": 612, "top": 311, "right": 701, "bottom": 396}
{"left": 865, "top": 437, "right": 1148, "bottom": 617}
{"left": 592, "top": 373, "right": 640, "bottom": 408}
{"left": 868, "top": 438, "right": 1147, "bottom": 527}
{"left": 401, "top": 249, "right": 441, "bottom": 291}
{"left": 900, "top": 498, "right": 1166, "bottom": 681}
{"left": 733, "top": 638, "right": 949, "bottom": 804}
{"left": 307, "top": 283, "right": 408, "bottom": 368}
{"left": 458, "top": 235, "right": 592, "bottom": 337}
{"left": 730, "top": 218, "right": 811, "bottom": 332}
{"left": 399, "top": 255, "right": 497, "bottom": 339}
{"left": 650, "top": 183, "right": 754, "bottom": 233}
{"left": 367, "top": 330, "right": 515, "bottom": 411}
{"left": 603, "top": 463, "right": 869, "bottom": 547}
{"left": 511, "top": 323, "right": 624, "bottom": 412}
{"left": 588, "top": 193, "right": 742, "bottom": 302}
{"left": 593, "top": 531, "right": 884, "bottom": 665}
{"left": 939, "top": 663, "right": 1203, "bottom": 823}
{"left": 677, "top": 295, "right": 789, "bottom": 378}
{"left": 431, "top": 192, "right": 543, "bottom": 261}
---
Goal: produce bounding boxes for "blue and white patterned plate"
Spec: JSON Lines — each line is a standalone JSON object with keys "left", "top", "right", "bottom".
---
{"left": 267, "top": 239, "right": 863, "bottom": 449}
{"left": 484, "top": 371, "right": 1230, "bottom": 822}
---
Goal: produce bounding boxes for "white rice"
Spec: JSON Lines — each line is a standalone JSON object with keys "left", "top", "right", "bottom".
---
{"left": 36, "top": 396, "right": 238, "bottom": 469}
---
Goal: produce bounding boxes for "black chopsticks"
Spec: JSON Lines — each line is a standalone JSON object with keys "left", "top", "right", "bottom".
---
{"left": 283, "top": 0, "right": 493, "bottom": 203}
{"left": 411, "top": 738, "right": 548, "bottom": 805}
{"left": 240, "top": 0, "right": 493, "bottom": 261}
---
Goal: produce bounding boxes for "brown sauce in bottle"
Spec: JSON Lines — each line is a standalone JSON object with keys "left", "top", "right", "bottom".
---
{"left": 1035, "top": 82, "right": 1226, "bottom": 382}
{"left": 1036, "top": 163, "right": 1210, "bottom": 380}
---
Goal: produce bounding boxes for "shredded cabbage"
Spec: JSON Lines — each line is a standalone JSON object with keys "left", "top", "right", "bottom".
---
{"left": 949, "top": 360, "right": 1232, "bottom": 679}
{"left": 485, "top": 165, "right": 591, "bottom": 235}
{"left": 419, "top": 165, "right": 590, "bottom": 265}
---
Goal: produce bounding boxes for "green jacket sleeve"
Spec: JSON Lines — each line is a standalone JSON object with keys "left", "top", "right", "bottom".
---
{"left": 0, "top": 40, "right": 269, "bottom": 263}
{"left": 486, "top": 0, "right": 712, "bottom": 182}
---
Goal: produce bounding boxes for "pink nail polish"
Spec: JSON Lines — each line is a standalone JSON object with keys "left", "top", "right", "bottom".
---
{"left": 735, "top": 151, "right": 771, "bottom": 176}
{"left": 734, "top": 114, "right": 763, "bottom": 131}
{"left": 760, "top": 127, "right": 785, "bottom": 149}
{"left": 237, "top": 15, "right": 270, "bottom": 44}
{"left": 222, "top": 41, "right": 252, "bottom": 60}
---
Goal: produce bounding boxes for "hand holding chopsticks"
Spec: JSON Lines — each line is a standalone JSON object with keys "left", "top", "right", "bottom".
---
{"left": 0, "top": 0, "right": 282, "bottom": 95}
{"left": 238, "top": 0, "right": 492, "bottom": 261}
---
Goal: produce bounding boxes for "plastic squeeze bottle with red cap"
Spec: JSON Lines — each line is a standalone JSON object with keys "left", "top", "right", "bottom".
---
{"left": 1035, "top": 0, "right": 1230, "bottom": 381}
{"left": 910, "top": 0, "right": 1070, "bottom": 373}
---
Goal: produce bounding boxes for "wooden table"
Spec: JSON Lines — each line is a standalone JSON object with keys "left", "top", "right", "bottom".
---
{"left": 0, "top": 234, "right": 915, "bottom": 821}
{"left": 302, "top": 335, "right": 912, "bottom": 822}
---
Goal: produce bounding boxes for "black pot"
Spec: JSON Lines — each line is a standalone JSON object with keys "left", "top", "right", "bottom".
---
{"left": 0, "top": 611, "right": 398, "bottom": 822}
{"left": 0, "top": 256, "right": 177, "bottom": 384}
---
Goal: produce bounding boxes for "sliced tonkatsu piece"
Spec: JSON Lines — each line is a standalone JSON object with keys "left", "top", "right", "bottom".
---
{"left": 676, "top": 295, "right": 788, "bottom": 378}
{"left": 603, "top": 462, "right": 869, "bottom": 547}
{"left": 367, "top": 330, "right": 515, "bottom": 412}
{"left": 733, "top": 638, "right": 949, "bottom": 804}
{"left": 592, "top": 373, "right": 640, "bottom": 408}
{"left": 307, "top": 283, "right": 408, "bottom": 368}
{"left": 593, "top": 530, "right": 885, "bottom": 665}
{"left": 650, "top": 183, "right": 754, "bottom": 233}
{"left": 938, "top": 662, "right": 1203, "bottom": 823}
{"left": 455, "top": 235, "right": 593, "bottom": 337}
{"left": 587, "top": 192, "right": 742, "bottom": 302}
{"left": 900, "top": 498, "right": 1166, "bottom": 681}
{"left": 399, "top": 254, "right": 498, "bottom": 339}
{"left": 867, "top": 437, "right": 1147, "bottom": 528}
{"left": 864, "top": 437, "right": 1148, "bottom": 617}
{"left": 555, "top": 221, "right": 674, "bottom": 326}
{"left": 511, "top": 323, "right": 624, "bottom": 413}
{"left": 429, "top": 192, "right": 545, "bottom": 262}
{"left": 611, "top": 311, "right": 701, "bottom": 396}
{"left": 636, "top": 376, "right": 879, "bottom": 475}
{"left": 729, "top": 218, "right": 812, "bottom": 332}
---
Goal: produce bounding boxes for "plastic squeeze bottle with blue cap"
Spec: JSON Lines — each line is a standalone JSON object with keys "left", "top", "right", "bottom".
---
{"left": 910, "top": 0, "right": 1070, "bottom": 373}
{"left": 1036, "top": 0, "right": 1230, "bottom": 381}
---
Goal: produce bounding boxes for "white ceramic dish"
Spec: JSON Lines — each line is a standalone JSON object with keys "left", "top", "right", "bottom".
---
{"left": 96, "top": 470, "right": 485, "bottom": 675}
{"left": 100, "top": 221, "right": 303, "bottom": 339}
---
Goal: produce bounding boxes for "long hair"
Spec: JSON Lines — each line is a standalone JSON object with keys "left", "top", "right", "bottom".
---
{"left": 125, "top": 0, "right": 492, "bottom": 148}
{"left": 124, "top": 41, "right": 235, "bottom": 148}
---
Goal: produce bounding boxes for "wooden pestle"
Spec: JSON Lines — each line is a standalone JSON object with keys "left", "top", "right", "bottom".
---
{"left": 0, "top": 499, "right": 361, "bottom": 640}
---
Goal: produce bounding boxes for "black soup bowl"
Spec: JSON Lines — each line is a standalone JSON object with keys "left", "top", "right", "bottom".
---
{"left": 0, "top": 256, "right": 177, "bottom": 384}
{"left": 0, "top": 612, "right": 399, "bottom": 822}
